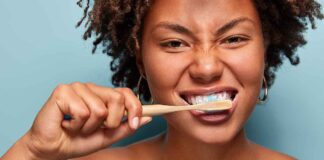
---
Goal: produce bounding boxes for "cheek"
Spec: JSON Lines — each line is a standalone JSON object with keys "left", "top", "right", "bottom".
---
{"left": 226, "top": 42, "right": 265, "bottom": 87}
{"left": 221, "top": 42, "right": 265, "bottom": 112}
{"left": 142, "top": 50, "right": 191, "bottom": 102}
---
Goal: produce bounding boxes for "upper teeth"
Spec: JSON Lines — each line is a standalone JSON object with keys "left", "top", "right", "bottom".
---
{"left": 186, "top": 91, "right": 232, "bottom": 105}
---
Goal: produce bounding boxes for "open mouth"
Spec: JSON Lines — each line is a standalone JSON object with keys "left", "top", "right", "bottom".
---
{"left": 180, "top": 89, "right": 238, "bottom": 114}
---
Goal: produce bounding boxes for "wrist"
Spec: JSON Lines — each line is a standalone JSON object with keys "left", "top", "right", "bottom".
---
{"left": 22, "top": 131, "right": 64, "bottom": 160}
{"left": 1, "top": 133, "right": 45, "bottom": 160}
{"left": 21, "top": 132, "right": 45, "bottom": 160}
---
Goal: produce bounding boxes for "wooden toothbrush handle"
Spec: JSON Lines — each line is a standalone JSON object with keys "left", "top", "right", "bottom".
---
{"left": 141, "top": 104, "right": 177, "bottom": 116}
{"left": 122, "top": 104, "right": 176, "bottom": 117}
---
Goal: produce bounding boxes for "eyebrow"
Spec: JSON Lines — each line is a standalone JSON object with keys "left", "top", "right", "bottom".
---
{"left": 152, "top": 22, "right": 195, "bottom": 38}
{"left": 151, "top": 17, "right": 255, "bottom": 38}
{"left": 215, "top": 17, "right": 254, "bottom": 36}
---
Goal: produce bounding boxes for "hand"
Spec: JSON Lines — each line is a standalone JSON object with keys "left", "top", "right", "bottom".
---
{"left": 23, "top": 82, "right": 152, "bottom": 159}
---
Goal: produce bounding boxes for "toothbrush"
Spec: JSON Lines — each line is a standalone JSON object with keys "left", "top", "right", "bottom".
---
{"left": 63, "top": 100, "right": 232, "bottom": 120}
{"left": 138, "top": 100, "right": 232, "bottom": 116}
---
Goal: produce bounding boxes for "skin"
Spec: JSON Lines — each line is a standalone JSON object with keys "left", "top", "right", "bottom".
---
{"left": 1, "top": 0, "right": 295, "bottom": 160}
{"left": 141, "top": 0, "right": 265, "bottom": 146}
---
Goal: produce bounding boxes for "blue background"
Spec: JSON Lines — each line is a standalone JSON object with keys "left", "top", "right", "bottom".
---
{"left": 0, "top": 0, "right": 323, "bottom": 159}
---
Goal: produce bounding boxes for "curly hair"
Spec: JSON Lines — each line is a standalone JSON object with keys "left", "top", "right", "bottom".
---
{"left": 76, "top": 0, "right": 323, "bottom": 101}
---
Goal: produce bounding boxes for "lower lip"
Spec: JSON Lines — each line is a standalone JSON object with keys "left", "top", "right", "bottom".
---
{"left": 189, "top": 97, "right": 238, "bottom": 124}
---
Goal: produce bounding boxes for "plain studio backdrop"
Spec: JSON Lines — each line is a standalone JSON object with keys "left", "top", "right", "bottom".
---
{"left": 0, "top": 0, "right": 323, "bottom": 159}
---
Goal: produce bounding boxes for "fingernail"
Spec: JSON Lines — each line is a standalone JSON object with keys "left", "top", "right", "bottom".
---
{"left": 132, "top": 117, "right": 139, "bottom": 129}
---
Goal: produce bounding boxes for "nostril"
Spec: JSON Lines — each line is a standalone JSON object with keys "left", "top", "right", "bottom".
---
{"left": 189, "top": 73, "right": 222, "bottom": 84}
{"left": 188, "top": 58, "right": 224, "bottom": 83}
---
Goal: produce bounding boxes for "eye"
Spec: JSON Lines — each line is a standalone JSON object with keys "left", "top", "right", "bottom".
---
{"left": 160, "top": 40, "right": 185, "bottom": 48}
{"left": 226, "top": 36, "right": 245, "bottom": 43}
{"left": 159, "top": 39, "right": 190, "bottom": 53}
{"left": 222, "top": 35, "right": 249, "bottom": 48}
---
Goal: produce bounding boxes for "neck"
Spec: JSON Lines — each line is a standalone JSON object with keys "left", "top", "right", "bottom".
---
{"left": 160, "top": 126, "right": 255, "bottom": 160}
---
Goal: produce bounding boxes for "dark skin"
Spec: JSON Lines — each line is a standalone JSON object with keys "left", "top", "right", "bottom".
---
{"left": 1, "top": 0, "right": 296, "bottom": 160}
{"left": 81, "top": 0, "right": 294, "bottom": 159}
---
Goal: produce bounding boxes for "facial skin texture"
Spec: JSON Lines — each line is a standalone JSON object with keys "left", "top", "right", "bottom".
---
{"left": 137, "top": 0, "right": 266, "bottom": 159}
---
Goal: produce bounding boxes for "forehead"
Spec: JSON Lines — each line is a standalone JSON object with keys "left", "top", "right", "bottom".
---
{"left": 144, "top": 0, "right": 260, "bottom": 31}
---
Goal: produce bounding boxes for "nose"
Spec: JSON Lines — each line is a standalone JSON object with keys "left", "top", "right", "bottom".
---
{"left": 188, "top": 50, "right": 224, "bottom": 83}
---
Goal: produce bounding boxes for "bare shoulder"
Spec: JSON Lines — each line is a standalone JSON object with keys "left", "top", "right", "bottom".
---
{"left": 72, "top": 146, "right": 137, "bottom": 160}
{"left": 73, "top": 135, "right": 163, "bottom": 160}
{"left": 252, "top": 143, "right": 296, "bottom": 160}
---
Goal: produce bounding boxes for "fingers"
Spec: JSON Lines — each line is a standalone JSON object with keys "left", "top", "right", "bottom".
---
{"left": 115, "top": 88, "right": 143, "bottom": 130}
{"left": 103, "top": 89, "right": 125, "bottom": 129}
{"left": 54, "top": 84, "right": 90, "bottom": 133}
{"left": 55, "top": 82, "right": 149, "bottom": 136}
{"left": 70, "top": 82, "right": 108, "bottom": 134}
{"left": 86, "top": 84, "right": 143, "bottom": 130}
{"left": 29, "top": 82, "right": 153, "bottom": 158}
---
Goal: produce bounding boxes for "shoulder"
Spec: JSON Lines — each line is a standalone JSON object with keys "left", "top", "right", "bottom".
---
{"left": 72, "top": 146, "right": 137, "bottom": 160}
{"left": 74, "top": 135, "right": 163, "bottom": 160}
{"left": 252, "top": 143, "right": 296, "bottom": 160}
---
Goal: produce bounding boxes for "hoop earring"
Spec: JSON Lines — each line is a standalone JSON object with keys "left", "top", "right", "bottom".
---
{"left": 136, "top": 75, "right": 154, "bottom": 104}
{"left": 136, "top": 76, "right": 144, "bottom": 99}
{"left": 258, "top": 77, "right": 268, "bottom": 104}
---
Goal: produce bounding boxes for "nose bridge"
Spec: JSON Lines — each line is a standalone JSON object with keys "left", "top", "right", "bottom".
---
{"left": 189, "top": 48, "right": 224, "bottom": 82}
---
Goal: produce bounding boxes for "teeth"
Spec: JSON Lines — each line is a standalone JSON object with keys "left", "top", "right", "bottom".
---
{"left": 183, "top": 91, "right": 234, "bottom": 114}
{"left": 187, "top": 91, "right": 232, "bottom": 105}
{"left": 196, "top": 96, "right": 203, "bottom": 104}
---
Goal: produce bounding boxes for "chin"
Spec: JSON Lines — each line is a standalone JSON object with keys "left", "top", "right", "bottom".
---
{"left": 190, "top": 123, "right": 242, "bottom": 145}
{"left": 166, "top": 111, "right": 243, "bottom": 146}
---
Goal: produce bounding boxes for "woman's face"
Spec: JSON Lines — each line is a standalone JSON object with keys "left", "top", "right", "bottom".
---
{"left": 139, "top": 0, "right": 265, "bottom": 143}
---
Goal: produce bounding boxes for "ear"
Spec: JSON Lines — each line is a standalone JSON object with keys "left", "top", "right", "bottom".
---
{"left": 135, "top": 49, "right": 146, "bottom": 77}
{"left": 262, "top": 34, "right": 270, "bottom": 63}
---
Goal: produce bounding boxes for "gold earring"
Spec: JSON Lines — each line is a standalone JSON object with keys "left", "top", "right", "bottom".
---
{"left": 258, "top": 77, "right": 268, "bottom": 104}
{"left": 136, "top": 75, "right": 154, "bottom": 104}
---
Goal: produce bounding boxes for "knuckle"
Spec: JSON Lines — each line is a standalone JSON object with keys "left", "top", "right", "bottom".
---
{"left": 112, "top": 91, "right": 124, "bottom": 102}
{"left": 70, "top": 81, "right": 83, "bottom": 88}
{"left": 92, "top": 106, "right": 108, "bottom": 118}
{"left": 54, "top": 84, "right": 68, "bottom": 93}
{"left": 119, "top": 87, "right": 133, "bottom": 94}
{"left": 101, "top": 89, "right": 113, "bottom": 101}
{"left": 127, "top": 98, "right": 141, "bottom": 109}
{"left": 77, "top": 108, "right": 90, "bottom": 119}
{"left": 53, "top": 84, "right": 70, "bottom": 97}
{"left": 129, "top": 99, "right": 142, "bottom": 115}
{"left": 91, "top": 99, "right": 104, "bottom": 108}
{"left": 118, "top": 88, "right": 137, "bottom": 97}
{"left": 85, "top": 82, "right": 96, "bottom": 87}
{"left": 131, "top": 104, "right": 142, "bottom": 116}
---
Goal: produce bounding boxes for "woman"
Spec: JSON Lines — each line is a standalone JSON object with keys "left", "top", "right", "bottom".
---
{"left": 2, "top": 0, "right": 323, "bottom": 159}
